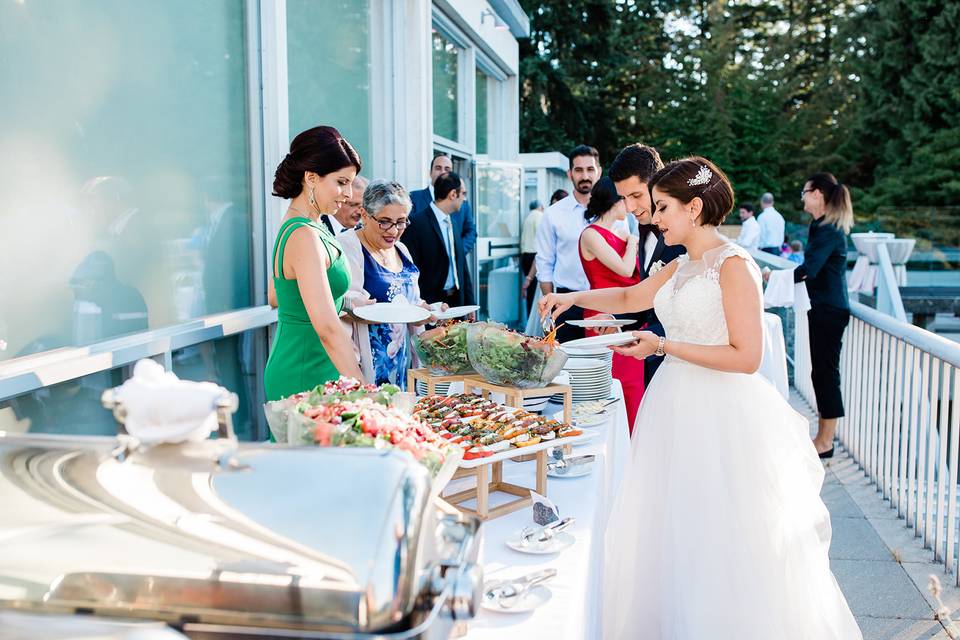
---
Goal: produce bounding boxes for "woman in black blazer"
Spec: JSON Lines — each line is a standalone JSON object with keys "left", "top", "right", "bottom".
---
{"left": 794, "top": 172, "right": 854, "bottom": 459}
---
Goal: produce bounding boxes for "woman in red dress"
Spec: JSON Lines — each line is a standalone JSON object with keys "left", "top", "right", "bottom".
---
{"left": 579, "top": 176, "right": 644, "bottom": 429}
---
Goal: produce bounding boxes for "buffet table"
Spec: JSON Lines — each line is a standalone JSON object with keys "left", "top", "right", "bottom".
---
{"left": 460, "top": 380, "right": 631, "bottom": 639}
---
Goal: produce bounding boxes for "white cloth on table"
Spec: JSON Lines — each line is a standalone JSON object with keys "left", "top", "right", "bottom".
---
{"left": 760, "top": 312, "right": 789, "bottom": 400}
{"left": 462, "top": 379, "right": 630, "bottom": 640}
{"left": 764, "top": 266, "right": 811, "bottom": 312}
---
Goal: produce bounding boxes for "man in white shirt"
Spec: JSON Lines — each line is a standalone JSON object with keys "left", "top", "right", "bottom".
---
{"left": 735, "top": 203, "right": 761, "bottom": 251}
{"left": 535, "top": 144, "right": 601, "bottom": 342}
{"left": 321, "top": 175, "right": 367, "bottom": 235}
{"left": 757, "top": 192, "right": 785, "bottom": 255}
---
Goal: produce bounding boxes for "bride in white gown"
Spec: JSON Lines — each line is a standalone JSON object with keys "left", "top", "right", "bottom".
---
{"left": 540, "top": 156, "right": 861, "bottom": 639}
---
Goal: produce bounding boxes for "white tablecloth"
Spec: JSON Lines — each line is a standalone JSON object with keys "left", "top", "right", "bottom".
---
{"left": 461, "top": 380, "right": 630, "bottom": 639}
{"left": 760, "top": 312, "right": 789, "bottom": 400}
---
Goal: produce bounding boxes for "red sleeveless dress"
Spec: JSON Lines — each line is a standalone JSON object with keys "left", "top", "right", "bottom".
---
{"left": 579, "top": 224, "right": 645, "bottom": 430}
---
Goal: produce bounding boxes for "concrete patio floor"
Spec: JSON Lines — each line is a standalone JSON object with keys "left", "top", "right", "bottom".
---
{"left": 791, "top": 391, "right": 960, "bottom": 639}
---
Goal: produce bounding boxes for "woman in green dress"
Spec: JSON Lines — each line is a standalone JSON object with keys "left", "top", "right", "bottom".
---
{"left": 265, "top": 126, "right": 365, "bottom": 401}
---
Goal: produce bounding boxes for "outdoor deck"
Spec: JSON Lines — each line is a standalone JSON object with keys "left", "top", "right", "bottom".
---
{"left": 793, "top": 391, "right": 960, "bottom": 639}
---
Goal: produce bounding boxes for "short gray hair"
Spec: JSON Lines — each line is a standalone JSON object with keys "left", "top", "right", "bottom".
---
{"left": 761, "top": 192, "right": 774, "bottom": 205}
{"left": 362, "top": 179, "right": 412, "bottom": 217}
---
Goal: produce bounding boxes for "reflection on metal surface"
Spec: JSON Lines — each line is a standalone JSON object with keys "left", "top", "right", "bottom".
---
{"left": 0, "top": 432, "right": 481, "bottom": 639}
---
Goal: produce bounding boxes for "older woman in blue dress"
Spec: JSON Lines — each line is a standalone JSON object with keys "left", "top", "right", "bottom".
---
{"left": 340, "top": 180, "right": 435, "bottom": 387}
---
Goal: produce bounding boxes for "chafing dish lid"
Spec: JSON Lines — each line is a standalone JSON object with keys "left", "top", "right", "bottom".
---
{"left": 0, "top": 436, "right": 435, "bottom": 633}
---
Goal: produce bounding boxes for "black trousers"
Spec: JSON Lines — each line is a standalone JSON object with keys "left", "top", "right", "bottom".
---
{"left": 521, "top": 253, "right": 537, "bottom": 314}
{"left": 554, "top": 287, "right": 585, "bottom": 343}
{"left": 808, "top": 305, "right": 850, "bottom": 419}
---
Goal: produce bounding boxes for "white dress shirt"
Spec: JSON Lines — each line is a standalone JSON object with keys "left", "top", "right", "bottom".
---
{"left": 757, "top": 206, "right": 785, "bottom": 249}
{"left": 642, "top": 230, "right": 659, "bottom": 272}
{"left": 736, "top": 216, "right": 761, "bottom": 250}
{"left": 321, "top": 214, "right": 347, "bottom": 235}
{"left": 430, "top": 202, "right": 458, "bottom": 290}
{"left": 535, "top": 194, "right": 590, "bottom": 291}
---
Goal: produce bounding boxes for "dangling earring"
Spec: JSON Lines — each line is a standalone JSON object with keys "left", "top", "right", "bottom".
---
{"left": 690, "top": 217, "right": 696, "bottom": 227}
{"left": 308, "top": 186, "right": 316, "bottom": 207}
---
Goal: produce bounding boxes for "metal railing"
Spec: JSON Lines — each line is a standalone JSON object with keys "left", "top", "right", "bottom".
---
{"left": 753, "top": 249, "right": 960, "bottom": 583}
{"left": 839, "top": 302, "right": 960, "bottom": 580}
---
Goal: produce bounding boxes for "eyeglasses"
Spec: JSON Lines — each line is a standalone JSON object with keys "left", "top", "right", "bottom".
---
{"left": 800, "top": 188, "right": 815, "bottom": 198}
{"left": 371, "top": 216, "right": 408, "bottom": 231}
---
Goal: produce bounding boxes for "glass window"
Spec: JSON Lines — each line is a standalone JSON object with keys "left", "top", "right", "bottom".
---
{"left": 287, "top": 0, "right": 372, "bottom": 167}
{"left": 0, "top": 329, "right": 267, "bottom": 440}
{"left": 476, "top": 69, "right": 489, "bottom": 154}
{"left": 432, "top": 30, "right": 460, "bottom": 142}
{"left": 0, "top": 1, "right": 253, "bottom": 363}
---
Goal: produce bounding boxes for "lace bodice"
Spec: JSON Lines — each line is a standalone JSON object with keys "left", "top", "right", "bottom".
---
{"left": 652, "top": 242, "right": 762, "bottom": 347}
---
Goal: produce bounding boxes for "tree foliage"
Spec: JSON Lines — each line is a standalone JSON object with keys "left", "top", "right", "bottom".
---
{"left": 519, "top": 0, "right": 960, "bottom": 234}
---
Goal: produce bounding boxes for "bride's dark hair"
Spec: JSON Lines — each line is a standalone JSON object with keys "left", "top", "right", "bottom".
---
{"left": 648, "top": 156, "right": 734, "bottom": 226}
{"left": 584, "top": 176, "right": 622, "bottom": 222}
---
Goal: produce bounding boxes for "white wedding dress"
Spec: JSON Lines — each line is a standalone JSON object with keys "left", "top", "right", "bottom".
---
{"left": 603, "top": 243, "right": 861, "bottom": 639}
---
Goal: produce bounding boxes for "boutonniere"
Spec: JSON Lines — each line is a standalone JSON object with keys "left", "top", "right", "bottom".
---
{"left": 649, "top": 260, "right": 666, "bottom": 275}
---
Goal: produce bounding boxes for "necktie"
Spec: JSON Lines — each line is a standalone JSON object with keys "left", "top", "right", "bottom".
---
{"left": 442, "top": 217, "right": 458, "bottom": 290}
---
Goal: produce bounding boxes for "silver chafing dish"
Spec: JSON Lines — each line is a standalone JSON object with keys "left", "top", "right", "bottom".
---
{"left": 0, "top": 389, "right": 482, "bottom": 639}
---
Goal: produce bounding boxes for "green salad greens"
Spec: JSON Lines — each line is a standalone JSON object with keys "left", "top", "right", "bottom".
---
{"left": 412, "top": 322, "right": 475, "bottom": 375}
{"left": 465, "top": 322, "right": 568, "bottom": 388}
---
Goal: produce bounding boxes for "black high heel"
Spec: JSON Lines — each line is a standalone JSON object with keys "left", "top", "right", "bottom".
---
{"left": 818, "top": 448, "right": 834, "bottom": 460}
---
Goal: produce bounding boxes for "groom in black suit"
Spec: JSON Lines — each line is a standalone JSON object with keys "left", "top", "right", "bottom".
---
{"left": 609, "top": 143, "right": 686, "bottom": 386}
{"left": 404, "top": 171, "right": 475, "bottom": 308}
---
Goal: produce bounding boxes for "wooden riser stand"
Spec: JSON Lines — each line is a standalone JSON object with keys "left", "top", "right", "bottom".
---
{"left": 444, "top": 378, "right": 572, "bottom": 520}
{"left": 406, "top": 368, "right": 482, "bottom": 396}
{"left": 444, "top": 452, "right": 548, "bottom": 520}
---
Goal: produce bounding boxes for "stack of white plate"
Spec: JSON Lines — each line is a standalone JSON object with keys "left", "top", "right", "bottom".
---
{"left": 562, "top": 358, "right": 612, "bottom": 402}
{"left": 550, "top": 347, "right": 612, "bottom": 403}
{"left": 414, "top": 380, "right": 451, "bottom": 397}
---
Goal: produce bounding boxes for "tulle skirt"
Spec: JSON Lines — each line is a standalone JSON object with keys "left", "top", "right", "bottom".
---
{"left": 603, "top": 358, "right": 862, "bottom": 639}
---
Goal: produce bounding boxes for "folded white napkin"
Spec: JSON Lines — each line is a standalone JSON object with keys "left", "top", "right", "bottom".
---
{"left": 763, "top": 268, "right": 810, "bottom": 312}
{"left": 115, "top": 359, "right": 226, "bottom": 444}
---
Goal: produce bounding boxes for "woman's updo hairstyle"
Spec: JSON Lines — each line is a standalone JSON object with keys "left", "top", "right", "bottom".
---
{"left": 272, "top": 126, "right": 362, "bottom": 199}
{"left": 647, "top": 156, "right": 734, "bottom": 227}
{"left": 584, "top": 176, "right": 622, "bottom": 222}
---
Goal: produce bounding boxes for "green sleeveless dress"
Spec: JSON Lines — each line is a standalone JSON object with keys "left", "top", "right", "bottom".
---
{"left": 264, "top": 217, "right": 351, "bottom": 401}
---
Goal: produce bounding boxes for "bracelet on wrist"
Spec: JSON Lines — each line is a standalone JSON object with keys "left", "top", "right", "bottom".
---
{"left": 654, "top": 336, "right": 666, "bottom": 357}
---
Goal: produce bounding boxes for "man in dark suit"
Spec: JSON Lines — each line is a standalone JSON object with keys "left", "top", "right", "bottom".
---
{"left": 609, "top": 143, "right": 686, "bottom": 386}
{"left": 409, "top": 152, "right": 477, "bottom": 255}
{"left": 404, "top": 172, "right": 475, "bottom": 308}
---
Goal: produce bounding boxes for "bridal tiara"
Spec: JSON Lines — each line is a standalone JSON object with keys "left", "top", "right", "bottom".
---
{"left": 687, "top": 165, "right": 713, "bottom": 187}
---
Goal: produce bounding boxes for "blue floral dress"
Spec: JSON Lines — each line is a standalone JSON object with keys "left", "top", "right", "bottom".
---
{"left": 362, "top": 246, "right": 420, "bottom": 389}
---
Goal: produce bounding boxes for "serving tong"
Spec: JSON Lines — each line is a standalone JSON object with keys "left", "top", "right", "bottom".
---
{"left": 519, "top": 516, "right": 575, "bottom": 547}
{"left": 484, "top": 568, "right": 558, "bottom": 609}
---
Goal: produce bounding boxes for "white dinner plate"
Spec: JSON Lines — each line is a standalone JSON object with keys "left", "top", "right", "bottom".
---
{"left": 505, "top": 530, "right": 575, "bottom": 555}
{"left": 481, "top": 584, "right": 552, "bottom": 614}
{"left": 561, "top": 333, "right": 640, "bottom": 350}
{"left": 562, "top": 357, "right": 607, "bottom": 371}
{"left": 432, "top": 304, "right": 479, "bottom": 320}
{"left": 353, "top": 302, "right": 431, "bottom": 324}
{"left": 567, "top": 318, "right": 636, "bottom": 328}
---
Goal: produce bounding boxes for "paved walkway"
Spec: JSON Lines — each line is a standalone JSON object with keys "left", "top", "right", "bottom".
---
{"left": 790, "top": 392, "right": 960, "bottom": 639}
